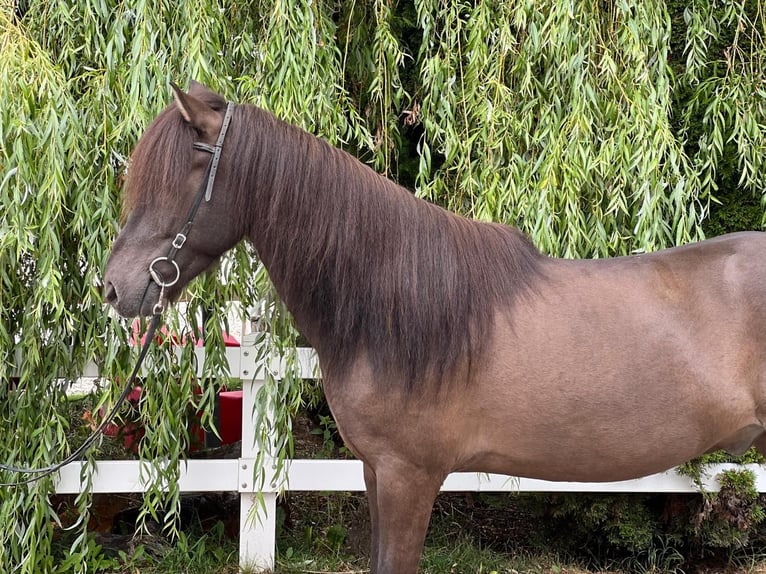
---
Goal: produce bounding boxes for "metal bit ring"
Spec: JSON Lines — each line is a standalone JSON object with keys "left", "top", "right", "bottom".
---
{"left": 148, "top": 257, "right": 180, "bottom": 288}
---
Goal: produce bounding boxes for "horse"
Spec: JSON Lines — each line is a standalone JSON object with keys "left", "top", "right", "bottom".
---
{"left": 104, "top": 81, "right": 766, "bottom": 573}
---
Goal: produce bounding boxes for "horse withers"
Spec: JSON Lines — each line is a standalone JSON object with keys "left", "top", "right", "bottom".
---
{"left": 104, "top": 81, "right": 766, "bottom": 573}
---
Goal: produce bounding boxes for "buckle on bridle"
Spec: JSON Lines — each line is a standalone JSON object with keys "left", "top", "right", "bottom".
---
{"left": 172, "top": 233, "right": 187, "bottom": 249}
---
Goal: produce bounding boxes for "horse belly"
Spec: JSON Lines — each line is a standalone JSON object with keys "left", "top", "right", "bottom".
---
{"left": 459, "top": 379, "right": 757, "bottom": 482}
{"left": 459, "top": 304, "right": 763, "bottom": 483}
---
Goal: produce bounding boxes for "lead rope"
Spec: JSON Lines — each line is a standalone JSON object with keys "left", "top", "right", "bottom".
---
{"left": 0, "top": 313, "right": 162, "bottom": 487}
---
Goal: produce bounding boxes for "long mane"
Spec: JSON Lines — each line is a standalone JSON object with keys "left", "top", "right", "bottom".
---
{"left": 228, "top": 105, "right": 546, "bottom": 389}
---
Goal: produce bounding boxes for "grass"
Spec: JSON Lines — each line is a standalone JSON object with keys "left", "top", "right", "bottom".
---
{"left": 56, "top": 489, "right": 603, "bottom": 574}
{"left": 53, "top": 489, "right": 766, "bottom": 574}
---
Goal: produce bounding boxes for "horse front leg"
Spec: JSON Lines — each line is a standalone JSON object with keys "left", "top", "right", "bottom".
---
{"left": 363, "top": 462, "right": 380, "bottom": 572}
{"left": 371, "top": 460, "right": 443, "bottom": 574}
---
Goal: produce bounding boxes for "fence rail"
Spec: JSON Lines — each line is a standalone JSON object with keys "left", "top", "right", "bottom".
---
{"left": 46, "top": 334, "right": 766, "bottom": 571}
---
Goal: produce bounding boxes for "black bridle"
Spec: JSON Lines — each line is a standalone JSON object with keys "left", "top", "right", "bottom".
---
{"left": 0, "top": 102, "right": 235, "bottom": 487}
{"left": 147, "top": 101, "right": 236, "bottom": 315}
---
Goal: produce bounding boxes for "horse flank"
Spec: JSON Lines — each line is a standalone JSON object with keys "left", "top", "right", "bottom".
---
{"left": 125, "top": 96, "right": 546, "bottom": 390}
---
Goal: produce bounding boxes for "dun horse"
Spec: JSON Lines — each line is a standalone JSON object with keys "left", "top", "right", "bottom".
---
{"left": 105, "top": 82, "right": 766, "bottom": 573}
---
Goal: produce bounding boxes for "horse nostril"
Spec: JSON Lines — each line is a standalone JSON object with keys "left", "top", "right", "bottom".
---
{"left": 104, "top": 281, "right": 118, "bottom": 304}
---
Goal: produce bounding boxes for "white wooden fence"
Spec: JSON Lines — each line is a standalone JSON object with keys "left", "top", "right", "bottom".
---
{"left": 49, "top": 333, "right": 766, "bottom": 572}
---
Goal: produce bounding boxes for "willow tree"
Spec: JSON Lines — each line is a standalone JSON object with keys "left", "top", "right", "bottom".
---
{"left": 1, "top": 0, "right": 765, "bottom": 571}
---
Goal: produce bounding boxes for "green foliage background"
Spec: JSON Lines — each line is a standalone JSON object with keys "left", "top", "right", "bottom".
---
{"left": 1, "top": 0, "right": 765, "bottom": 571}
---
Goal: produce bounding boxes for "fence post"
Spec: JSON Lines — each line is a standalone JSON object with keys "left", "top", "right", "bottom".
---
{"left": 238, "top": 340, "right": 277, "bottom": 572}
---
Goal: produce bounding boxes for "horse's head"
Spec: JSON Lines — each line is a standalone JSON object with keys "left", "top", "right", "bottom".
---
{"left": 104, "top": 82, "right": 245, "bottom": 317}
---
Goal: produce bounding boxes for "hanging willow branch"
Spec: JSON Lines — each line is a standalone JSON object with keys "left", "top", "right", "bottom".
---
{"left": 1, "top": 0, "right": 765, "bottom": 571}
{"left": 680, "top": 1, "right": 766, "bottom": 212}
{"left": 416, "top": 0, "right": 705, "bottom": 257}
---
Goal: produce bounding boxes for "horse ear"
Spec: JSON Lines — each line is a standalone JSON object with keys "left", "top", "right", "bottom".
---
{"left": 188, "top": 80, "right": 211, "bottom": 96}
{"left": 170, "top": 82, "right": 219, "bottom": 135}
